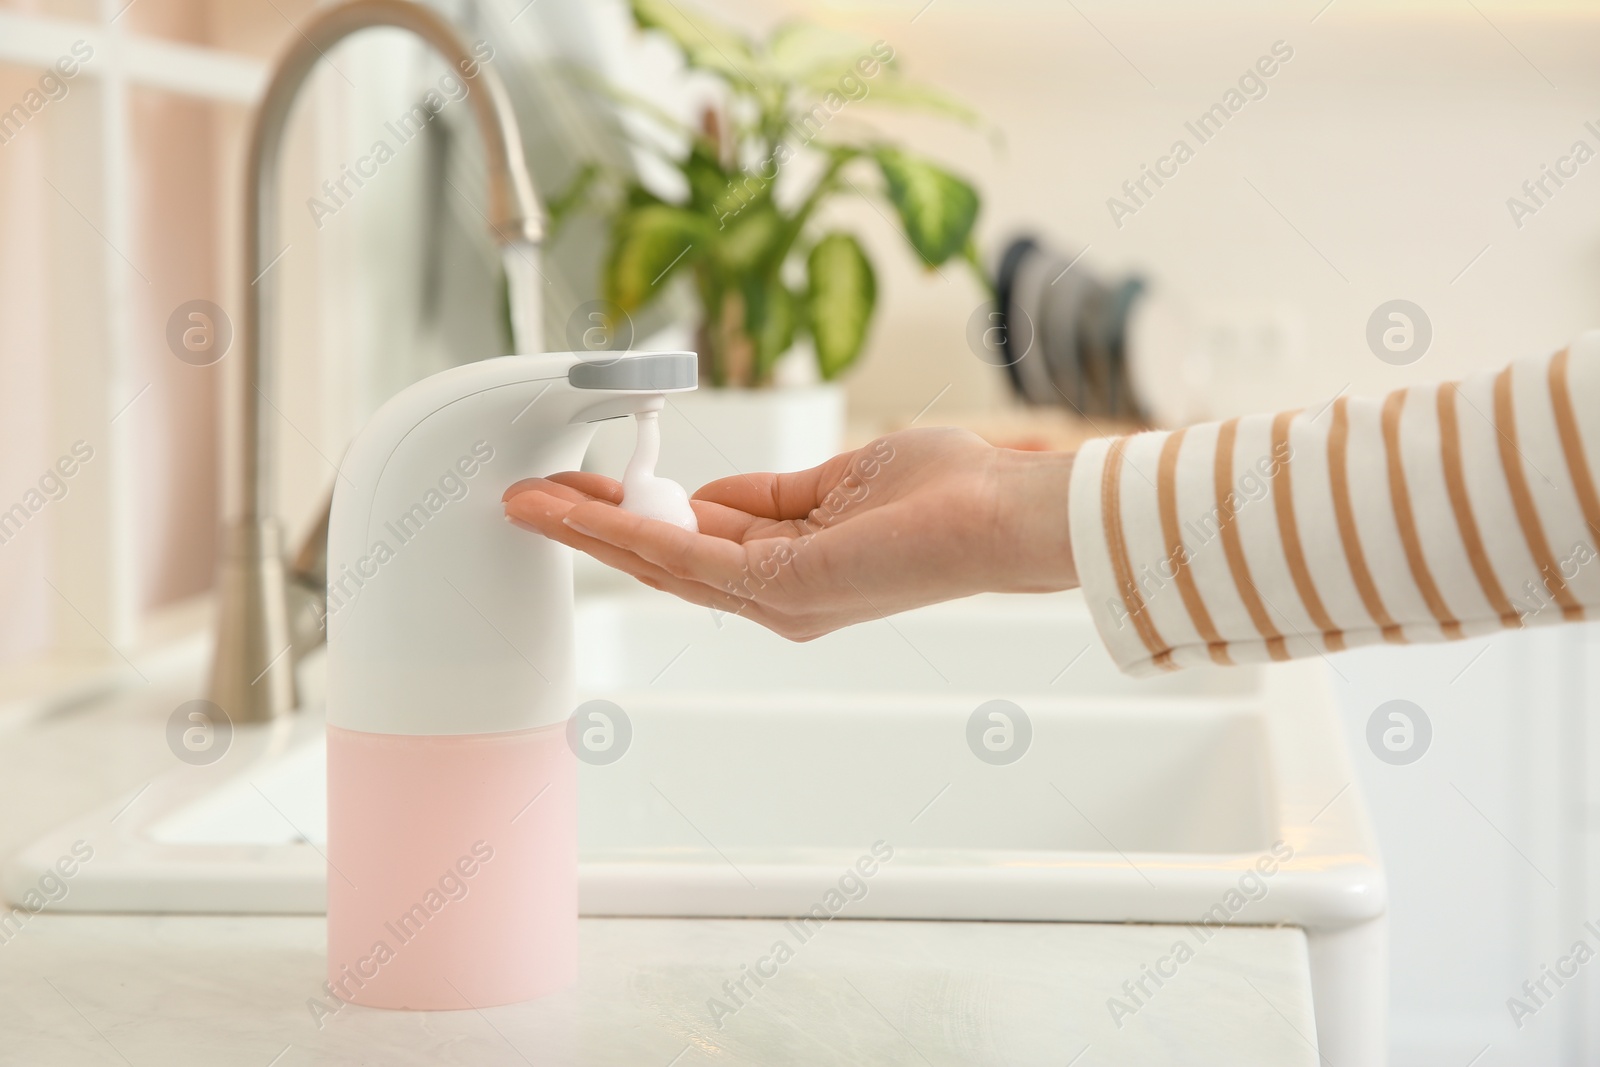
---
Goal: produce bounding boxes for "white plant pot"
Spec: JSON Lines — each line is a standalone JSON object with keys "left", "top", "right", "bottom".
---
{"left": 584, "top": 383, "right": 846, "bottom": 494}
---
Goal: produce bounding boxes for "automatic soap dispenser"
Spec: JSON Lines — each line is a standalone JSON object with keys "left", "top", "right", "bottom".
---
{"left": 324, "top": 350, "right": 696, "bottom": 1009}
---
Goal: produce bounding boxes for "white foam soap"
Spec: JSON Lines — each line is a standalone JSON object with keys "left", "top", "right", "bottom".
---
{"left": 619, "top": 410, "right": 699, "bottom": 532}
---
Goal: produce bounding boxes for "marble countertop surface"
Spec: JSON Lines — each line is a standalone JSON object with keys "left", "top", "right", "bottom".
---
{"left": 0, "top": 651, "right": 1320, "bottom": 1066}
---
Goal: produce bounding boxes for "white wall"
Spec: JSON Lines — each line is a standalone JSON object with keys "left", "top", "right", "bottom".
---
{"left": 691, "top": 1, "right": 1600, "bottom": 424}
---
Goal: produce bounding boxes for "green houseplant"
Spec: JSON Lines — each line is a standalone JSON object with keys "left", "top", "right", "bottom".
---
{"left": 582, "top": 0, "right": 986, "bottom": 388}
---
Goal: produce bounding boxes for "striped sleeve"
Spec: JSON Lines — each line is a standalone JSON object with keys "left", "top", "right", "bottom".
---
{"left": 1069, "top": 334, "right": 1600, "bottom": 675}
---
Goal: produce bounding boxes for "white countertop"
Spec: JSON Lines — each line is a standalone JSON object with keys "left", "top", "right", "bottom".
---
{"left": 0, "top": 646, "right": 1321, "bottom": 1066}
{"left": 1, "top": 914, "right": 1318, "bottom": 1065}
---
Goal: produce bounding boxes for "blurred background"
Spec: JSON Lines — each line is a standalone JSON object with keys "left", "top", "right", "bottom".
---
{"left": 0, "top": 0, "right": 1597, "bottom": 1062}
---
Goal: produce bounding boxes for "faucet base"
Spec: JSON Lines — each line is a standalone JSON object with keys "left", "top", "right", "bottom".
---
{"left": 207, "top": 518, "right": 296, "bottom": 723}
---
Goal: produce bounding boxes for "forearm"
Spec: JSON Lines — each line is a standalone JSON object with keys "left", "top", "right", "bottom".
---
{"left": 1069, "top": 337, "right": 1600, "bottom": 674}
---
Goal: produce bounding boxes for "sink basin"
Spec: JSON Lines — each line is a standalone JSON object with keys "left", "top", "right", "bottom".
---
{"left": 150, "top": 593, "right": 1273, "bottom": 860}
{"left": 6, "top": 588, "right": 1380, "bottom": 921}
{"left": 6, "top": 588, "right": 1382, "bottom": 921}
{"left": 3, "top": 588, "right": 1385, "bottom": 1060}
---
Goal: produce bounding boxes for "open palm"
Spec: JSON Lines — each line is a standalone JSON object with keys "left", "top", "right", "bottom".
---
{"left": 503, "top": 428, "right": 1077, "bottom": 641}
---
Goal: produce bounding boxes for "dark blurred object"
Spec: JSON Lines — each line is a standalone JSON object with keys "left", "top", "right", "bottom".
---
{"left": 994, "top": 237, "right": 1147, "bottom": 421}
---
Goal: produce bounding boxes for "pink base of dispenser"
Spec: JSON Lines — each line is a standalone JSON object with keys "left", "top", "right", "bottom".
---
{"left": 325, "top": 722, "right": 577, "bottom": 1010}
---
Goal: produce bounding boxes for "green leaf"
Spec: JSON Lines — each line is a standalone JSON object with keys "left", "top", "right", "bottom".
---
{"left": 872, "top": 148, "right": 979, "bottom": 267}
{"left": 768, "top": 23, "right": 981, "bottom": 128}
{"left": 710, "top": 172, "right": 775, "bottom": 227}
{"left": 743, "top": 276, "right": 796, "bottom": 381}
{"left": 683, "top": 143, "right": 734, "bottom": 215}
{"left": 545, "top": 162, "right": 602, "bottom": 239}
{"left": 630, "top": 0, "right": 763, "bottom": 88}
{"left": 838, "top": 78, "right": 984, "bottom": 126}
{"left": 603, "top": 204, "right": 706, "bottom": 312}
{"left": 696, "top": 144, "right": 781, "bottom": 230}
{"left": 716, "top": 205, "right": 784, "bottom": 273}
{"left": 623, "top": 182, "right": 668, "bottom": 211}
{"left": 765, "top": 22, "right": 875, "bottom": 82}
{"left": 805, "top": 232, "right": 876, "bottom": 380}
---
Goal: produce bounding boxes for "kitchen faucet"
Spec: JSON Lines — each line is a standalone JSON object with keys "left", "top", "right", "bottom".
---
{"left": 211, "top": 0, "right": 543, "bottom": 724}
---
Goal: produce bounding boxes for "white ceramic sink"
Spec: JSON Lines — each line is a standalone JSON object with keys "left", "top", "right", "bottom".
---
{"left": 5, "top": 586, "right": 1381, "bottom": 921}
{"left": 3, "top": 588, "right": 1385, "bottom": 1060}
{"left": 148, "top": 593, "right": 1271, "bottom": 858}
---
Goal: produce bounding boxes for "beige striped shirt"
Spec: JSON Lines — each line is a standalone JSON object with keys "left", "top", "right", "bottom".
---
{"left": 1069, "top": 337, "right": 1600, "bottom": 675}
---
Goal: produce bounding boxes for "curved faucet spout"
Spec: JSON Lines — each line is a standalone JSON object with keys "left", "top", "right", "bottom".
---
{"left": 212, "top": 0, "right": 545, "bottom": 723}
{"left": 244, "top": 0, "right": 542, "bottom": 521}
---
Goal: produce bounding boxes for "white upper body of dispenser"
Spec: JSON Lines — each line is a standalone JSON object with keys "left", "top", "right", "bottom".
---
{"left": 325, "top": 351, "right": 695, "bottom": 737}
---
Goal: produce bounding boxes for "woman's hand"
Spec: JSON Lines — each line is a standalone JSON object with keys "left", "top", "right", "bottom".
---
{"left": 502, "top": 427, "right": 1077, "bottom": 641}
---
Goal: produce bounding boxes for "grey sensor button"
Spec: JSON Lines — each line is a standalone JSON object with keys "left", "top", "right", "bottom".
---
{"left": 568, "top": 351, "right": 697, "bottom": 391}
